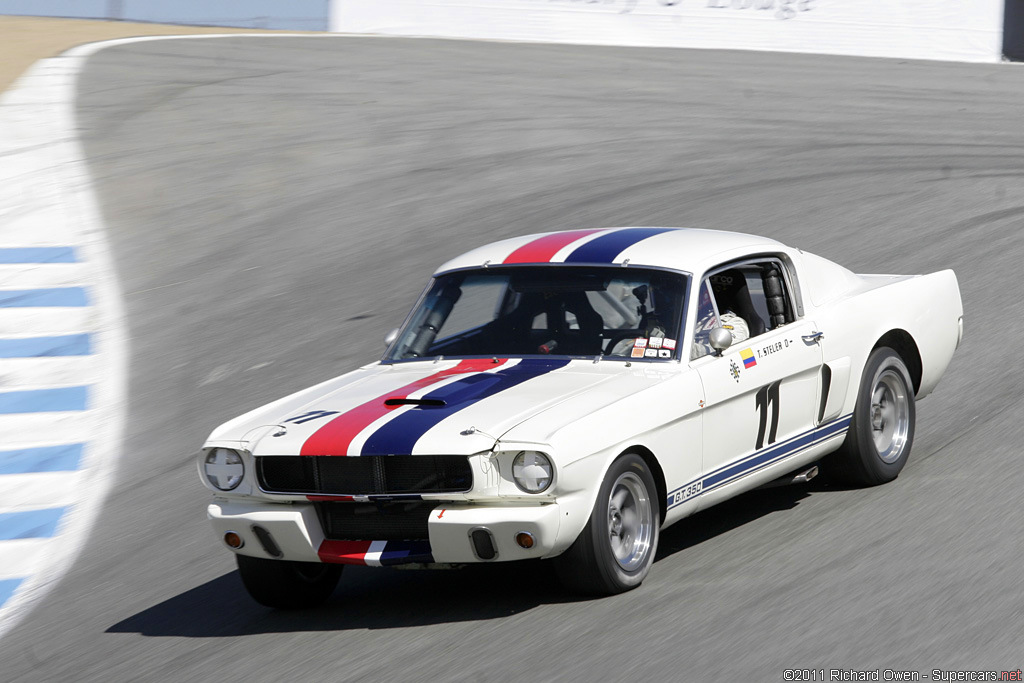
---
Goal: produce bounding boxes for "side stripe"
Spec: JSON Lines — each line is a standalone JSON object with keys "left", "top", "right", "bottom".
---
{"left": 563, "top": 227, "right": 676, "bottom": 263}
{"left": 0, "top": 508, "right": 66, "bottom": 540}
{"left": 360, "top": 358, "right": 570, "bottom": 455}
{"left": 0, "top": 247, "right": 77, "bottom": 264}
{"left": 0, "top": 288, "right": 89, "bottom": 307}
{"left": 502, "top": 229, "right": 607, "bottom": 264}
{"left": 0, "top": 444, "right": 84, "bottom": 474}
{"left": 0, "top": 387, "right": 88, "bottom": 414}
{"left": 317, "top": 539, "right": 433, "bottom": 566}
{"left": 300, "top": 359, "right": 503, "bottom": 456}
{"left": 666, "top": 415, "right": 852, "bottom": 511}
{"left": 704, "top": 415, "right": 851, "bottom": 490}
{"left": 0, "top": 334, "right": 91, "bottom": 358}
{"left": 0, "top": 580, "right": 22, "bottom": 606}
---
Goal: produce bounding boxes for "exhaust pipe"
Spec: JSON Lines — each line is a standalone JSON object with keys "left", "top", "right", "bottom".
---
{"left": 758, "top": 465, "right": 819, "bottom": 489}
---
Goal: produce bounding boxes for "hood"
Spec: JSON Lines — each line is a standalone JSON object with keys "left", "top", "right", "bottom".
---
{"left": 207, "top": 357, "right": 672, "bottom": 457}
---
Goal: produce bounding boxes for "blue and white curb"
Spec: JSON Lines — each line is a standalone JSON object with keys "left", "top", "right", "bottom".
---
{"left": 0, "top": 31, "right": 327, "bottom": 641}
{"left": 0, "top": 42, "right": 131, "bottom": 640}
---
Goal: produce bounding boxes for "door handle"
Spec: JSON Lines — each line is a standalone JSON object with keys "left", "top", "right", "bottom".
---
{"left": 802, "top": 331, "right": 824, "bottom": 344}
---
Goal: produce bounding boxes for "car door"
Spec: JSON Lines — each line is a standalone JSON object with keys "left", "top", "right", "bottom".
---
{"left": 691, "top": 259, "right": 823, "bottom": 505}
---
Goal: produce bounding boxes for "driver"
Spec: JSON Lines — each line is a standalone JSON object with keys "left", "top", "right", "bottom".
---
{"left": 607, "top": 283, "right": 669, "bottom": 357}
{"left": 710, "top": 272, "right": 750, "bottom": 346}
{"left": 719, "top": 310, "right": 749, "bottom": 344}
{"left": 691, "top": 275, "right": 750, "bottom": 358}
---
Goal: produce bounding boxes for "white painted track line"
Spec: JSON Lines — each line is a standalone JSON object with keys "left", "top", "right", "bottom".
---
{"left": 0, "top": 309, "right": 98, "bottom": 335}
{"left": 0, "top": 539, "right": 50, "bottom": 581}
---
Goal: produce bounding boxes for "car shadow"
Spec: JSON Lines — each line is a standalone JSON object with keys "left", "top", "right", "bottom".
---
{"left": 106, "top": 559, "right": 581, "bottom": 637}
{"left": 654, "top": 482, "right": 819, "bottom": 561}
{"left": 108, "top": 481, "right": 827, "bottom": 637}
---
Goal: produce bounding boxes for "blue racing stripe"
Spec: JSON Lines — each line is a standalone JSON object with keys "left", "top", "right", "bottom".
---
{"left": 0, "top": 247, "right": 77, "bottom": 263}
{"left": 0, "top": 334, "right": 91, "bottom": 358}
{"left": 361, "top": 359, "right": 570, "bottom": 455}
{"left": 0, "top": 287, "right": 88, "bottom": 307}
{"left": 0, "top": 386, "right": 88, "bottom": 413}
{"left": 0, "top": 578, "right": 24, "bottom": 609}
{"left": 0, "top": 444, "right": 84, "bottom": 474}
{"left": 378, "top": 540, "right": 433, "bottom": 566}
{"left": 703, "top": 416, "right": 850, "bottom": 491}
{"left": 563, "top": 227, "right": 676, "bottom": 263}
{"left": 666, "top": 415, "right": 852, "bottom": 510}
{"left": 0, "top": 507, "right": 66, "bottom": 540}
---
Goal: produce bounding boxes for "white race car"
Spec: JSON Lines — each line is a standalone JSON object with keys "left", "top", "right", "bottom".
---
{"left": 199, "top": 227, "right": 962, "bottom": 607}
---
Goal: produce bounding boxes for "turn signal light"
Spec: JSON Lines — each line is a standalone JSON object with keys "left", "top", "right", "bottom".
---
{"left": 224, "top": 531, "right": 244, "bottom": 549}
{"left": 515, "top": 532, "right": 535, "bottom": 549}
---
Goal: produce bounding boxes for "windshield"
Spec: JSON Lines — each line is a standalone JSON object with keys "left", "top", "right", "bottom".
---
{"left": 386, "top": 266, "right": 689, "bottom": 361}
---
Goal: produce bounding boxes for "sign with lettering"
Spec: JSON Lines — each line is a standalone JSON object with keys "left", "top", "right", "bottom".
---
{"left": 331, "top": 0, "right": 1002, "bottom": 63}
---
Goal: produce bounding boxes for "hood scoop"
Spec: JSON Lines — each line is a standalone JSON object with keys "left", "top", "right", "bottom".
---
{"left": 384, "top": 397, "right": 446, "bottom": 408}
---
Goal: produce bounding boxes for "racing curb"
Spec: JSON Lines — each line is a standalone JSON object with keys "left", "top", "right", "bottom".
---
{"left": 0, "top": 38, "right": 136, "bottom": 640}
{"left": 0, "top": 31, "right": 362, "bottom": 643}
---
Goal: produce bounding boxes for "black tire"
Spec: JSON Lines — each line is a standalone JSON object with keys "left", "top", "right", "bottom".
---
{"left": 555, "top": 453, "right": 660, "bottom": 595}
{"left": 236, "top": 555, "right": 342, "bottom": 609}
{"left": 830, "top": 347, "right": 915, "bottom": 486}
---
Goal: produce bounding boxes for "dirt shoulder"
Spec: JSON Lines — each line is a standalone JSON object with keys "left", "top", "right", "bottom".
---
{"left": 1, "top": 15, "right": 318, "bottom": 92}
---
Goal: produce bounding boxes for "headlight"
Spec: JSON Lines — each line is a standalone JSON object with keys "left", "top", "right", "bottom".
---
{"left": 203, "top": 448, "right": 244, "bottom": 491}
{"left": 511, "top": 451, "right": 553, "bottom": 493}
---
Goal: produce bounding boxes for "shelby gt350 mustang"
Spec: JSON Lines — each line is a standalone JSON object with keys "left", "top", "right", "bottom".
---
{"left": 199, "top": 227, "right": 962, "bottom": 606}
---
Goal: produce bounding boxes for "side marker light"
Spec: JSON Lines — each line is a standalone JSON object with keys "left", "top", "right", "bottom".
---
{"left": 515, "top": 532, "right": 535, "bottom": 549}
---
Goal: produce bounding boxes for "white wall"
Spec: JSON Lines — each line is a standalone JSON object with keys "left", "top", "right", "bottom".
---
{"left": 331, "top": 0, "right": 1004, "bottom": 63}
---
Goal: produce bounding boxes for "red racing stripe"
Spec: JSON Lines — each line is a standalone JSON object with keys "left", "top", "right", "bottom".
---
{"left": 502, "top": 228, "right": 607, "bottom": 264}
{"left": 300, "top": 358, "right": 503, "bottom": 456}
{"left": 318, "top": 540, "right": 373, "bottom": 565}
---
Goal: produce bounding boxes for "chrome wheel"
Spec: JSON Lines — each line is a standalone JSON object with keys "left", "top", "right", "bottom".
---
{"left": 870, "top": 368, "right": 910, "bottom": 463}
{"left": 607, "top": 472, "right": 654, "bottom": 571}
{"left": 829, "top": 347, "right": 915, "bottom": 487}
{"left": 555, "top": 453, "right": 660, "bottom": 594}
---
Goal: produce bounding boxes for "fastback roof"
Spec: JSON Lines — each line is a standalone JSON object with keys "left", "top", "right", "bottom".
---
{"left": 436, "top": 227, "right": 787, "bottom": 276}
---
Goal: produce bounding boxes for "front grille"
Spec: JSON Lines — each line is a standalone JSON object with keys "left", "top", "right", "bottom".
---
{"left": 256, "top": 455, "right": 473, "bottom": 495}
{"left": 317, "top": 502, "right": 434, "bottom": 540}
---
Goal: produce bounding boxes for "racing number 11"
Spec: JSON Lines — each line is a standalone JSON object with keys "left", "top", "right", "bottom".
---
{"left": 755, "top": 380, "right": 782, "bottom": 449}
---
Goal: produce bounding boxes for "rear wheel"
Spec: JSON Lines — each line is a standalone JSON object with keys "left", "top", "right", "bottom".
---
{"left": 555, "top": 453, "right": 660, "bottom": 595}
{"left": 831, "top": 347, "right": 915, "bottom": 486}
{"left": 236, "top": 555, "right": 342, "bottom": 609}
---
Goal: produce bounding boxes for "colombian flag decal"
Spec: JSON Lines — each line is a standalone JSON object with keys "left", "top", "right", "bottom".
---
{"left": 741, "top": 348, "right": 757, "bottom": 369}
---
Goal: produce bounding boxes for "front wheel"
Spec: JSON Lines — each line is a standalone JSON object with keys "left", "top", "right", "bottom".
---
{"left": 830, "top": 347, "right": 915, "bottom": 486}
{"left": 555, "top": 453, "right": 660, "bottom": 595}
{"left": 236, "top": 555, "right": 342, "bottom": 609}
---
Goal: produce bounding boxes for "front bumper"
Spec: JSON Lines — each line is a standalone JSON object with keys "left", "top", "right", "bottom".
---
{"left": 207, "top": 499, "right": 563, "bottom": 565}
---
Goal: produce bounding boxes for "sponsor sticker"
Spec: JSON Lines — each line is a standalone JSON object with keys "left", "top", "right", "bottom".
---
{"left": 729, "top": 359, "right": 741, "bottom": 382}
{"left": 663, "top": 338, "right": 676, "bottom": 350}
{"left": 644, "top": 348, "right": 658, "bottom": 358}
{"left": 649, "top": 337, "right": 663, "bottom": 349}
{"left": 658, "top": 349, "right": 671, "bottom": 358}
{"left": 741, "top": 348, "right": 757, "bottom": 369}
{"left": 631, "top": 347, "right": 645, "bottom": 358}
{"left": 634, "top": 338, "right": 648, "bottom": 348}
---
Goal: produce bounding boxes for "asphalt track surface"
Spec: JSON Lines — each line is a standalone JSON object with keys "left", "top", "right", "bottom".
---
{"left": 1, "top": 36, "right": 1021, "bottom": 681}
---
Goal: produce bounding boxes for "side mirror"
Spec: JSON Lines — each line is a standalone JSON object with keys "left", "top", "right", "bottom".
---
{"left": 709, "top": 327, "right": 732, "bottom": 356}
{"left": 384, "top": 328, "right": 399, "bottom": 347}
